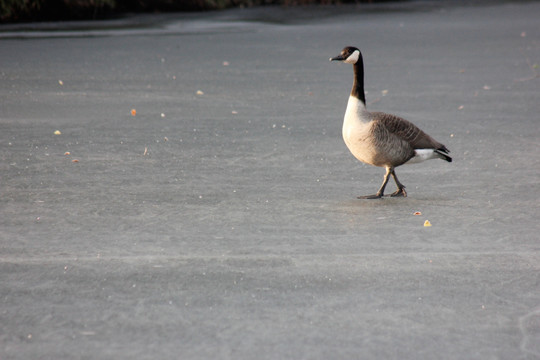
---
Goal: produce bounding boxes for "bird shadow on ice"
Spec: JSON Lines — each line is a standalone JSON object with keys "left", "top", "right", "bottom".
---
{"left": 326, "top": 195, "right": 458, "bottom": 221}
{"left": 336, "top": 194, "right": 455, "bottom": 208}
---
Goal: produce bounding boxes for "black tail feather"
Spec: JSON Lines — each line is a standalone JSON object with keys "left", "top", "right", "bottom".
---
{"left": 435, "top": 149, "right": 452, "bottom": 162}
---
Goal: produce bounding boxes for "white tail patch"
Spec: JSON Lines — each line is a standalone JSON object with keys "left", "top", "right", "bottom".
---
{"left": 406, "top": 149, "right": 439, "bottom": 164}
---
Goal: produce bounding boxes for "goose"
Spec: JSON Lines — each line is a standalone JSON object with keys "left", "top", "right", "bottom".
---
{"left": 330, "top": 46, "right": 452, "bottom": 199}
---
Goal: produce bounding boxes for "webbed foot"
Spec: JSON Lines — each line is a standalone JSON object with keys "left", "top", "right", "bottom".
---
{"left": 357, "top": 194, "right": 383, "bottom": 199}
{"left": 389, "top": 188, "right": 407, "bottom": 197}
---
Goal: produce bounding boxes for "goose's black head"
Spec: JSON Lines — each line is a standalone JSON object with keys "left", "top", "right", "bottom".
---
{"left": 330, "top": 46, "right": 361, "bottom": 64}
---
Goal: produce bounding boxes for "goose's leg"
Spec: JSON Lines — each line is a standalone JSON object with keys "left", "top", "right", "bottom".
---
{"left": 358, "top": 167, "right": 392, "bottom": 199}
{"left": 388, "top": 169, "right": 407, "bottom": 197}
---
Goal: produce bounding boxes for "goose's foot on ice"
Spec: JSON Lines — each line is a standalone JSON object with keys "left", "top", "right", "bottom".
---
{"left": 388, "top": 188, "right": 407, "bottom": 197}
{"left": 357, "top": 193, "right": 383, "bottom": 199}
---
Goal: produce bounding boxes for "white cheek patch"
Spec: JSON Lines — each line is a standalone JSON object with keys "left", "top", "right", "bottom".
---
{"left": 344, "top": 50, "right": 360, "bottom": 64}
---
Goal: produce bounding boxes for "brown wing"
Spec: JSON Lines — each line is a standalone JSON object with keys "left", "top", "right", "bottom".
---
{"left": 371, "top": 112, "right": 449, "bottom": 152}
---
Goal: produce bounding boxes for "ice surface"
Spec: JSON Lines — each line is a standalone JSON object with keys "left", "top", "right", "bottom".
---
{"left": 1, "top": 2, "right": 539, "bottom": 359}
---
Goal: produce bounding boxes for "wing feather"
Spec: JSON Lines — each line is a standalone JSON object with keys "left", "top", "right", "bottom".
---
{"left": 370, "top": 112, "right": 449, "bottom": 152}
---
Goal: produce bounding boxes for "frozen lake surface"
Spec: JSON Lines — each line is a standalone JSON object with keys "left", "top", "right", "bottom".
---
{"left": 1, "top": 1, "right": 539, "bottom": 359}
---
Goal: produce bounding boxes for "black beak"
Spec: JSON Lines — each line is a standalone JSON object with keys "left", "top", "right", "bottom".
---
{"left": 330, "top": 54, "right": 345, "bottom": 61}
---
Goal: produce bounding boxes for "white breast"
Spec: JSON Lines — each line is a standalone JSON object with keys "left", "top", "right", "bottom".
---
{"left": 342, "top": 96, "right": 375, "bottom": 165}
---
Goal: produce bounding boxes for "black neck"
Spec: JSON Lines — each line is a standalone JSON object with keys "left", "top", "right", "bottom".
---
{"left": 351, "top": 55, "right": 366, "bottom": 106}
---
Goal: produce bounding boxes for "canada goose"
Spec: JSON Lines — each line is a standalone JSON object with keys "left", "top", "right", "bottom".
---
{"left": 330, "top": 46, "right": 452, "bottom": 199}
